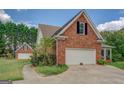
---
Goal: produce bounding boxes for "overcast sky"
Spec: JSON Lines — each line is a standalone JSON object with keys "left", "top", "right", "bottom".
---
{"left": 0, "top": 9, "right": 124, "bottom": 31}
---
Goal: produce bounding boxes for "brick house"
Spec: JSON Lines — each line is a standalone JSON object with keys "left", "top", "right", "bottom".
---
{"left": 15, "top": 43, "right": 33, "bottom": 60}
{"left": 37, "top": 10, "right": 113, "bottom": 65}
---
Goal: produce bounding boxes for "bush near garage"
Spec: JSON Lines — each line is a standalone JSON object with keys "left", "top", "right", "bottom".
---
{"left": 97, "top": 59, "right": 107, "bottom": 65}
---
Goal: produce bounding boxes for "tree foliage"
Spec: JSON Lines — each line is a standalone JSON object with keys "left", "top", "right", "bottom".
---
{"left": 31, "top": 37, "right": 56, "bottom": 66}
{"left": 0, "top": 22, "right": 37, "bottom": 57}
{"left": 0, "top": 22, "right": 6, "bottom": 57}
{"left": 101, "top": 29, "right": 124, "bottom": 61}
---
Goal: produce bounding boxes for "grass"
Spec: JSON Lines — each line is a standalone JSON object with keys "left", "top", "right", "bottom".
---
{"left": 107, "top": 61, "right": 124, "bottom": 69}
{"left": 35, "top": 65, "right": 68, "bottom": 75}
{"left": 0, "top": 58, "right": 27, "bottom": 81}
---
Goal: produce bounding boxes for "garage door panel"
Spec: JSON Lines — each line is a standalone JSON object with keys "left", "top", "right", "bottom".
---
{"left": 18, "top": 53, "right": 32, "bottom": 59}
{"left": 66, "top": 48, "right": 96, "bottom": 65}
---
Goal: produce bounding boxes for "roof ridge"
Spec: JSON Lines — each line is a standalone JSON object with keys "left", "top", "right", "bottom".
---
{"left": 38, "top": 24, "right": 61, "bottom": 28}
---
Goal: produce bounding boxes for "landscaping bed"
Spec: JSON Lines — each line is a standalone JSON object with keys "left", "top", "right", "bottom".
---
{"left": 0, "top": 58, "right": 27, "bottom": 81}
{"left": 35, "top": 65, "right": 68, "bottom": 75}
{"left": 107, "top": 61, "right": 124, "bottom": 69}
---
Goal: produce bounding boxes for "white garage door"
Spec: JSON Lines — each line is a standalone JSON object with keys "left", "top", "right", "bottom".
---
{"left": 66, "top": 48, "right": 96, "bottom": 65}
{"left": 18, "top": 53, "right": 32, "bottom": 59}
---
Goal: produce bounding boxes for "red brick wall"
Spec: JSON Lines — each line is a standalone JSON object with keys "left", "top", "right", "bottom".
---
{"left": 57, "top": 14, "right": 102, "bottom": 64}
{"left": 16, "top": 47, "right": 33, "bottom": 60}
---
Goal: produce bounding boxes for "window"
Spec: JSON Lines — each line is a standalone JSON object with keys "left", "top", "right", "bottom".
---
{"left": 106, "top": 49, "right": 110, "bottom": 60}
{"left": 101, "top": 49, "right": 104, "bottom": 59}
{"left": 101, "top": 49, "right": 104, "bottom": 57}
{"left": 79, "top": 22, "right": 84, "bottom": 34}
{"left": 77, "top": 21, "right": 87, "bottom": 35}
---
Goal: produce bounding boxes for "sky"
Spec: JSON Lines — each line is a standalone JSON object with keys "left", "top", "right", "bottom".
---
{"left": 0, "top": 9, "right": 124, "bottom": 31}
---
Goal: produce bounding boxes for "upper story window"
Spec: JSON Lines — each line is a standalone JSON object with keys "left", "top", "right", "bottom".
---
{"left": 79, "top": 22, "right": 85, "bottom": 34}
{"left": 77, "top": 21, "right": 87, "bottom": 35}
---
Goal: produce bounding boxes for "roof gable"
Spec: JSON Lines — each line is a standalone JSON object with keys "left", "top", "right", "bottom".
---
{"left": 53, "top": 10, "right": 82, "bottom": 36}
{"left": 15, "top": 43, "right": 33, "bottom": 52}
{"left": 53, "top": 10, "right": 104, "bottom": 41}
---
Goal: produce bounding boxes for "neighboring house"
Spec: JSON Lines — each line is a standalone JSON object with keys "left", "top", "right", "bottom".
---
{"left": 37, "top": 10, "right": 113, "bottom": 65}
{"left": 15, "top": 43, "right": 33, "bottom": 60}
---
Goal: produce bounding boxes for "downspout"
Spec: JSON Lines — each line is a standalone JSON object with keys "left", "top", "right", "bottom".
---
{"left": 110, "top": 48, "right": 112, "bottom": 60}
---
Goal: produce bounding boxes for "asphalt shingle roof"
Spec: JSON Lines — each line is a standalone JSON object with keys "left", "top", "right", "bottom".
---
{"left": 38, "top": 24, "right": 61, "bottom": 37}
{"left": 38, "top": 10, "right": 83, "bottom": 37}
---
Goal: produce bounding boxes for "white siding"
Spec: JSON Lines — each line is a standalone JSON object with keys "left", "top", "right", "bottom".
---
{"left": 18, "top": 53, "right": 32, "bottom": 59}
{"left": 37, "top": 27, "right": 43, "bottom": 45}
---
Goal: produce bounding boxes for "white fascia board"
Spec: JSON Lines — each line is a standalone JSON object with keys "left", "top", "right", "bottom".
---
{"left": 83, "top": 10, "right": 104, "bottom": 41}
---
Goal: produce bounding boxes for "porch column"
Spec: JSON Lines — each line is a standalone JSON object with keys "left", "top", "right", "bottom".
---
{"left": 104, "top": 48, "right": 106, "bottom": 60}
{"left": 110, "top": 48, "right": 112, "bottom": 60}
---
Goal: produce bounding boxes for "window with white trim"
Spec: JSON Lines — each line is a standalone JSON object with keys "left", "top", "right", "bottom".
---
{"left": 77, "top": 21, "right": 87, "bottom": 35}
{"left": 79, "top": 22, "right": 85, "bottom": 34}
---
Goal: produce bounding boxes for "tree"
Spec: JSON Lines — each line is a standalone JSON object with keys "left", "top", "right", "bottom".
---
{"left": 101, "top": 29, "right": 124, "bottom": 61}
{"left": 16, "top": 24, "right": 37, "bottom": 48}
{"left": 29, "top": 27, "right": 37, "bottom": 47}
{"left": 0, "top": 36, "right": 6, "bottom": 57}
{"left": 4, "top": 22, "right": 18, "bottom": 57}
{"left": 39, "top": 37, "right": 55, "bottom": 65}
{"left": 31, "top": 37, "right": 56, "bottom": 66}
{"left": 0, "top": 22, "right": 37, "bottom": 58}
{"left": 0, "top": 22, "right": 6, "bottom": 57}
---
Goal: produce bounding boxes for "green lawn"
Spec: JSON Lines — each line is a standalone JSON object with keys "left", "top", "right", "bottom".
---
{"left": 0, "top": 58, "right": 27, "bottom": 81}
{"left": 107, "top": 61, "right": 124, "bottom": 69}
{"left": 35, "top": 65, "right": 68, "bottom": 75}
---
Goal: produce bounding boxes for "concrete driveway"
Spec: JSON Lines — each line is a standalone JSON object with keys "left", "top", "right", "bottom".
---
{"left": 14, "top": 64, "right": 124, "bottom": 84}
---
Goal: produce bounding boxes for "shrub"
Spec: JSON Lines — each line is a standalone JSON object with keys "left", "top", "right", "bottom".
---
{"left": 39, "top": 54, "right": 56, "bottom": 66}
{"left": 97, "top": 59, "right": 106, "bottom": 65}
{"left": 6, "top": 52, "right": 14, "bottom": 59}
{"left": 31, "top": 37, "right": 56, "bottom": 66}
{"left": 112, "top": 53, "right": 122, "bottom": 62}
{"left": 31, "top": 54, "right": 56, "bottom": 66}
{"left": 39, "top": 37, "right": 56, "bottom": 66}
{"left": 30, "top": 49, "right": 39, "bottom": 66}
